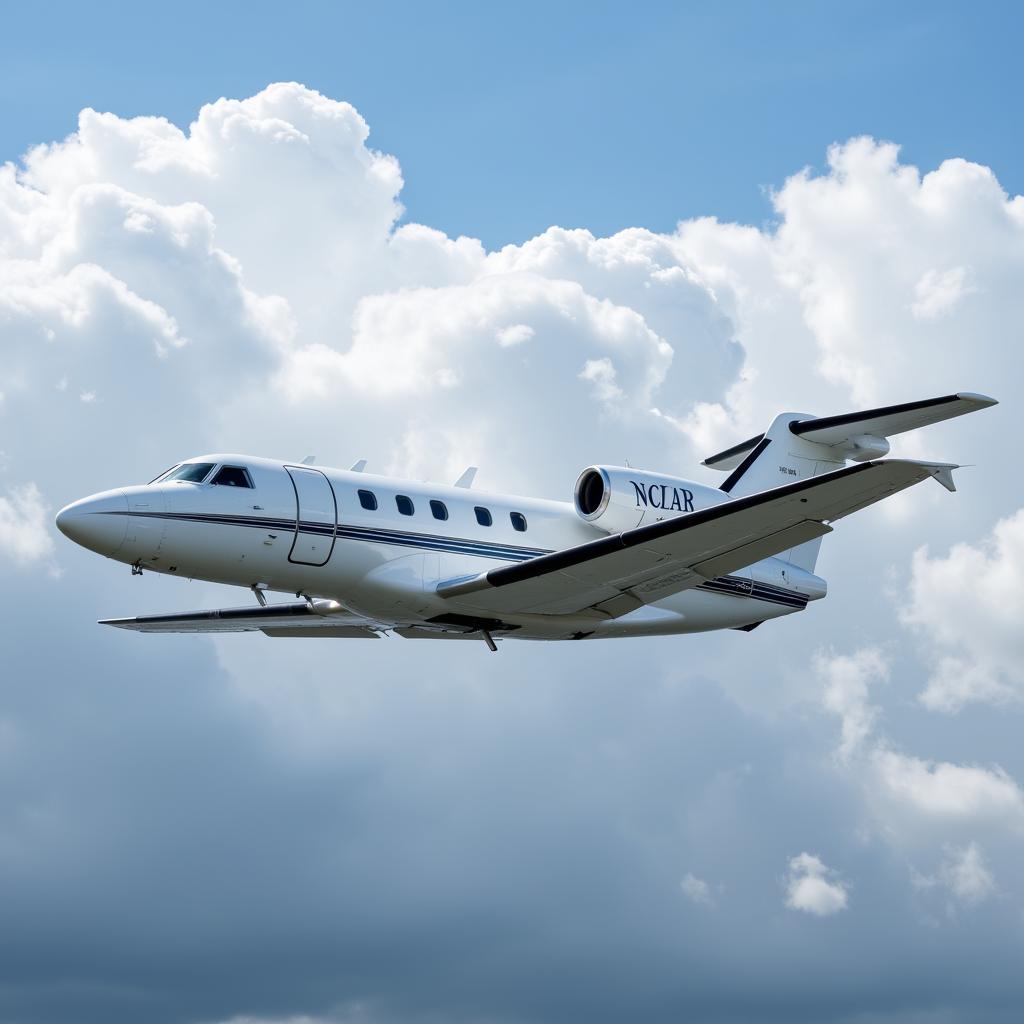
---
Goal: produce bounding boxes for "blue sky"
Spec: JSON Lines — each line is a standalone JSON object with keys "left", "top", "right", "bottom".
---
{"left": 2, "top": 5, "right": 1024, "bottom": 1023}
{"left": 3, "top": 1, "right": 1022, "bottom": 247}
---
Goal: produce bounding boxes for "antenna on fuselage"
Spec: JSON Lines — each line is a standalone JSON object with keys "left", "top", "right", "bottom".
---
{"left": 350, "top": 459, "right": 367, "bottom": 472}
{"left": 454, "top": 466, "right": 478, "bottom": 488}
{"left": 301, "top": 455, "right": 316, "bottom": 465}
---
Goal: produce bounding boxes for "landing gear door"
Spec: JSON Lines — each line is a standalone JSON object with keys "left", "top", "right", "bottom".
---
{"left": 285, "top": 467, "right": 337, "bottom": 566}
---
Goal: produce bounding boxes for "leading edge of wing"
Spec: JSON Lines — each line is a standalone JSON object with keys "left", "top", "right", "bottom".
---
{"left": 101, "top": 601, "right": 380, "bottom": 637}
{"left": 437, "top": 458, "right": 949, "bottom": 600}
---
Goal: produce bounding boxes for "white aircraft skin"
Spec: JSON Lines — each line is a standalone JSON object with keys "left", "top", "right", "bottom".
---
{"left": 55, "top": 392, "right": 997, "bottom": 647}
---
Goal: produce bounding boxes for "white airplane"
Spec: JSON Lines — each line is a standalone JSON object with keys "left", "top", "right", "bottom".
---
{"left": 57, "top": 393, "right": 996, "bottom": 649}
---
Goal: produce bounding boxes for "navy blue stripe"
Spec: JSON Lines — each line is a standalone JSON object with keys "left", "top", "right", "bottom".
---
{"left": 113, "top": 510, "right": 550, "bottom": 562}
{"left": 107, "top": 511, "right": 809, "bottom": 608}
{"left": 698, "top": 575, "right": 808, "bottom": 609}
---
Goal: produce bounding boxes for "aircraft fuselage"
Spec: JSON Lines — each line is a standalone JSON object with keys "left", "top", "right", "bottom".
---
{"left": 56, "top": 454, "right": 824, "bottom": 642}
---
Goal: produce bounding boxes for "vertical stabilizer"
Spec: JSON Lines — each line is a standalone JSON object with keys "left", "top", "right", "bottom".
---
{"left": 715, "top": 413, "right": 844, "bottom": 573}
{"left": 718, "top": 413, "right": 847, "bottom": 498}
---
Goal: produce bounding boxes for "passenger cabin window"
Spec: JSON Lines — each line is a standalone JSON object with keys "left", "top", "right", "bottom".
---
{"left": 430, "top": 499, "right": 449, "bottom": 521}
{"left": 164, "top": 463, "right": 215, "bottom": 483}
{"left": 396, "top": 495, "right": 414, "bottom": 516}
{"left": 510, "top": 512, "right": 527, "bottom": 532}
{"left": 474, "top": 506, "right": 492, "bottom": 527}
{"left": 211, "top": 465, "right": 253, "bottom": 488}
{"left": 358, "top": 489, "right": 378, "bottom": 511}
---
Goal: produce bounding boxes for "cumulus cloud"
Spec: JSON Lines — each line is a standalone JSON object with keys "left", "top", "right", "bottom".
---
{"left": 495, "top": 323, "right": 534, "bottom": 347}
{"left": 912, "top": 842, "right": 997, "bottom": 910}
{"left": 2, "top": 82, "right": 1023, "bottom": 1023}
{"left": 784, "top": 853, "right": 849, "bottom": 916}
{"left": 0, "top": 83, "right": 735, "bottom": 519}
{"left": 680, "top": 872, "right": 715, "bottom": 907}
{"left": 911, "top": 266, "right": 973, "bottom": 320}
{"left": 903, "top": 509, "right": 1024, "bottom": 712}
{"left": 817, "top": 647, "right": 1024, "bottom": 856}
{"left": 673, "top": 136, "right": 1017, "bottom": 454}
{"left": 817, "top": 647, "right": 888, "bottom": 762}
{"left": 0, "top": 483, "right": 55, "bottom": 566}
{"left": 872, "top": 750, "right": 1024, "bottom": 829}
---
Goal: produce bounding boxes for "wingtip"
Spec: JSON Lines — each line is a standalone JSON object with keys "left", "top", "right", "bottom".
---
{"left": 957, "top": 392, "right": 998, "bottom": 407}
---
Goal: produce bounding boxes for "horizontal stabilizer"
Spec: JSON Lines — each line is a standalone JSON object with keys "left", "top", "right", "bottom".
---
{"left": 790, "top": 392, "right": 996, "bottom": 447}
{"left": 704, "top": 392, "right": 996, "bottom": 469}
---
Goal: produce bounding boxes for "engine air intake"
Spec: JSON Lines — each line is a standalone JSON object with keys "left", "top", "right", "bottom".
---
{"left": 575, "top": 468, "right": 609, "bottom": 519}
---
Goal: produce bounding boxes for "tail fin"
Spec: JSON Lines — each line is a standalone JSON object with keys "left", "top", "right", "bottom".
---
{"left": 702, "top": 392, "right": 997, "bottom": 572}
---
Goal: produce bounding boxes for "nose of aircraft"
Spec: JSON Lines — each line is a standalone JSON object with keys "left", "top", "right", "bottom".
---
{"left": 55, "top": 490, "right": 130, "bottom": 557}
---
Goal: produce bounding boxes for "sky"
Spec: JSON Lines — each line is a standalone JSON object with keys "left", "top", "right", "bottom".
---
{"left": 1, "top": 3, "right": 1023, "bottom": 1023}
{"left": 3, "top": 1, "right": 1024, "bottom": 247}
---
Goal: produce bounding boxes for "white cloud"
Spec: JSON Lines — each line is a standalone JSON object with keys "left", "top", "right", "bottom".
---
{"left": 0, "top": 82, "right": 741, "bottom": 502}
{"left": 816, "top": 647, "right": 888, "bottom": 762}
{"left": 680, "top": 872, "right": 715, "bottom": 907}
{"left": 579, "top": 356, "right": 625, "bottom": 404}
{"left": 911, "top": 266, "right": 973, "bottom": 319}
{"left": 784, "top": 853, "right": 848, "bottom": 916}
{"left": 912, "top": 842, "right": 997, "bottom": 911}
{"left": 942, "top": 843, "right": 997, "bottom": 906}
{"left": 2, "top": 82, "right": 1024, "bottom": 1019}
{"left": 871, "top": 750, "right": 1024, "bottom": 829}
{"left": 817, "top": 648, "right": 1024, "bottom": 854}
{"left": 496, "top": 323, "right": 534, "bottom": 347}
{"left": 903, "top": 509, "right": 1024, "bottom": 712}
{"left": 671, "top": 137, "right": 1019, "bottom": 460}
{"left": 0, "top": 483, "right": 55, "bottom": 566}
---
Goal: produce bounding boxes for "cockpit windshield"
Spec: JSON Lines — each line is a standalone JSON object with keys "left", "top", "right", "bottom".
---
{"left": 161, "top": 462, "right": 216, "bottom": 483}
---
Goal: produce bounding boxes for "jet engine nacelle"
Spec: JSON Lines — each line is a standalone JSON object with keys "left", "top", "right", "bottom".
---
{"left": 573, "top": 466, "right": 727, "bottom": 534}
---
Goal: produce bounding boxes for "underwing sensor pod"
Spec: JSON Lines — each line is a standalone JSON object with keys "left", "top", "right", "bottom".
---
{"left": 57, "top": 392, "right": 996, "bottom": 648}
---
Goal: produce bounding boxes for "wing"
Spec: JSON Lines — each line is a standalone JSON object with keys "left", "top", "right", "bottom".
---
{"left": 437, "top": 459, "right": 953, "bottom": 617}
{"left": 101, "top": 600, "right": 381, "bottom": 637}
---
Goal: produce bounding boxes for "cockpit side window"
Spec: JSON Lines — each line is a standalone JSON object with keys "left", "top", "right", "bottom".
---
{"left": 212, "top": 465, "right": 254, "bottom": 488}
{"left": 164, "top": 463, "right": 216, "bottom": 483}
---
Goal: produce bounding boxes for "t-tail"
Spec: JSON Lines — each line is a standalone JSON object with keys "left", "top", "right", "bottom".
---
{"left": 701, "top": 392, "right": 998, "bottom": 572}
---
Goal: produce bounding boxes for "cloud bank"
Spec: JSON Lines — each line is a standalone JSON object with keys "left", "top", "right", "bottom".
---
{"left": 1, "top": 84, "right": 1023, "bottom": 1024}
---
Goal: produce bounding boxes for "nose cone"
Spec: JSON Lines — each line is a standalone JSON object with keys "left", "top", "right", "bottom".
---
{"left": 56, "top": 490, "right": 129, "bottom": 557}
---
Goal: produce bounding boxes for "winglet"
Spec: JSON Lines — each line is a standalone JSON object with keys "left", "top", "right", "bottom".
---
{"left": 454, "top": 467, "right": 478, "bottom": 488}
{"left": 928, "top": 463, "right": 959, "bottom": 492}
{"left": 899, "top": 459, "right": 960, "bottom": 492}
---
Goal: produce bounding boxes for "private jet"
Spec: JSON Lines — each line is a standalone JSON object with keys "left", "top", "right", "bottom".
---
{"left": 56, "top": 392, "right": 996, "bottom": 648}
